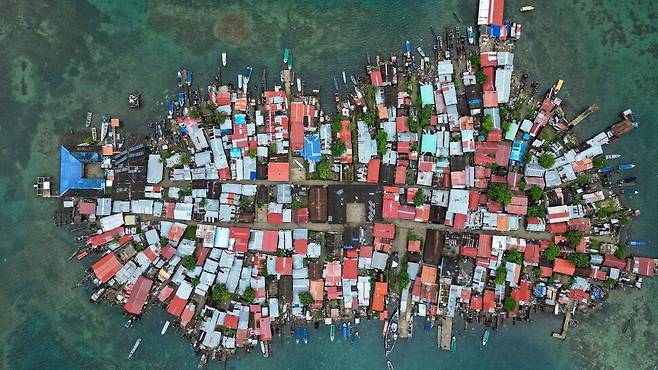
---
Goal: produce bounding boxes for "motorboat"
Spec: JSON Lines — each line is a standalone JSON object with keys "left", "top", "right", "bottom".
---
{"left": 185, "top": 70, "right": 192, "bottom": 86}
{"left": 330, "top": 324, "right": 335, "bottom": 342}
{"left": 482, "top": 330, "right": 490, "bottom": 346}
{"left": 621, "top": 189, "right": 638, "bottom": 196}
{"left": 466, "top": 26, "right": 475, "bottom": 44}
{"left": 520, "top": 5, "right": 535, "bottom": 12}
{"left": 605, "top": 154, "right": 621, "bottom": 160}
{"left": 618, "top": 163, "right": 636, "bottom": 170}
{"left": 628, "top": 240, "right": 645, "bottom": 247}
{"left": 617, "top": 176, "right": 637, "bottom": 186}
{"left": 221, "top": 52, "right": 227, "bottom": 67}
{"left": 404, "top": 40, "right": 411, "bottom": 55}
{"left": 85, "top": 112, "right": 93, "bottom": 127}
{"left": 303, "top": 327, "right": 309, "bottom": 344}
{"left": 416, "top": 47, "right": 426, "bottom": 58}
{"left": 177, "top": 71, "right": 183, "bottom": 87}
{"left": 450, "top": 336, "right": 456, "bottom": 352}
{"left": 283, "top": 48, "right": 289, "bottom": 64}
{"left": 100, "top": 115, "right": 110, "bottom": 141}
{"left": 161, "top": 321, "right": 170, "bottom": 335}
{"left": 128, "top": 338, "right": 142, "bottom": 358}
{"left": 295, "top": 327, "right": 302, "bottom": 344}
{"left": 243, "top": 67, "right": 253, "bottom": 85}
{"left": 598, "top": 165, "right": 613, "bottom": 174}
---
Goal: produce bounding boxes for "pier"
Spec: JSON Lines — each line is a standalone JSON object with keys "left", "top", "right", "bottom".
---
{"left": 551, "top": 311, "right": 572, "bottom": 340}
{"left": 438, "top": 317, "right": 453, "bottom": 350}
{"left": 568, "top": 104, "right": 599, "bottom": 128}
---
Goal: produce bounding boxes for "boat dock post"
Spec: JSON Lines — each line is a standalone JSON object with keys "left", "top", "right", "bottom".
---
{"left": 551, "top": 311, "right": 572, "bottom": 340}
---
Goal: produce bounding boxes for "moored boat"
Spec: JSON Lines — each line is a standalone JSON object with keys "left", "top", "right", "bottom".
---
{"left": 161, "top": 320, "right": 170, "bottom": 335}
{"left": 100, "top": 115, "right": 110, "bottom": 141}
{"left": 283, "top": 48, "right": 289, "bottom": 64}
{"left": 185, "top": 70, "right": 192, "bottom": 86}
{"left": 167, "top": 101, "right": 174, "bottom": 119}
{"left": 238, "top": 74, "right": 243, "bottom": 89}
{"left": 628, "top": 240, "right": 645, "bottom": 247}
{"left": 243, "top": 67, "right": 253, "bottom": 85}
{"left": 342, "top": 71, "right": 347, "bottom": 85}
{"left": 424, "top": 317, "right": 431, "bottom": 332}
{"left": 177, "top": 71, "right": 183, "bottom": 87}
{"left": 221, "top": 52, "right": 227, "bottom": 67}
{"left": 387, "top": 360, "right": 394, "bottom": 370}
{"left": 296, "top": 78, "right": 302, "bottom": 93}
{"left": 466, "top": 26, "right": 475, "bottom": 44}
{"left": 416, "top": 47, "right": 426, "bottom": 58}
{"left": 128, "top": 338, "right": 142, "bottom": 358}
{"left": 330, "top": 324, "right": 335, "bottom": 342}
{"left": 482, "top": 330, "right": 490, "bottom": 346}
{"left": 621, "top": 188, "right": 638, "bottom": 196}
{"left": 303, "top": 327, "right": 309, "bottom": 344}
{"left": 295, "top": 327, "right": 301, "bottom": 344}
{"left": 618, "top": 163, "right": 635, "bottom": 170}
{"left": 598, "top": 165, "right": 613, "bottom": 174}
{"left": 405, "top": 40, "right": 411, "bottom": 55}
{"left": 450, "top": 336, "right": 457, "bottom": 352}
{"left": 617, "top": 176, "right": 637, "bottom": 186}
{"left": 605, "top": 154, "right": 621, "bottom": 160}
{"left": 85, "top": 112, "right": 93, "bottom": 127}
{"left": 520, "top": 5, "right": 535, "bottom": 12}
{"left": 384, "top": 309, "right": 399, "bottom": 357}
{"left": 177, "top": 91, "right": 185, "bottom": 107}
{"left": 288, "top": 53, "right": 293, "bottom": 70}
{"left": 351, "top": 330, "right": 360, "bottom": 346}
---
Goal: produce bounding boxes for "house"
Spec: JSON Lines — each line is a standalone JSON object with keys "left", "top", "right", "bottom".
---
{"left": 372, "top": 282, "right": 387, "bottom": 311}
{"left": 308, "top": 186, "right": 327, "bottom": 223}
{"left": 268, "top": 162, "right": 290, "bottom": 182}
{"left": 59, "top": 145, "right": 105, "bottom": 197}
{"left": 553, "top": 258, "right": 576, "bottom": 276}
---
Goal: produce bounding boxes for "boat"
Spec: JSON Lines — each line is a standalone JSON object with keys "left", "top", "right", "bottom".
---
{"left": 628, "top": 240, "right": 645, "bottom": 247}
{"left": 623, "top": 319, "right": 632, "bottom": 334}
{"left": 303, "top": 327, "right": 309, "bottom": 344}
{"left": 350, "top": 75, "right": 357, "bottom": 86}
{"left": 482, "top": 330, "right": 490, "bottom": 346}
{"left": 260, "top": 340, "right": 267, "bottom": 357}
{"left": 333, "top": 76, "right": 339, "bottom": 91}
{"left": 351, "top": 330, "right": 360, "bottom": 346}
{"left": 85, "top": 112, "right": 93, "bottom": 127}
{"left": 330, "top": 324, "right": 335, "bottom": 342}
{"left": 288, "top": 53, "right": 293, "bottom": 70}
{"left": 283, "top": 48, "right": 289, "bottom": 64}
{"left": 622, "top": 108, "right": 638, "bottom": 124}
{"left": 177, "top": 71, "right": 183, "bottom": 87}
{"left": 598, "top": 165, "right": 614, "bottom": 174}
{"left": 243, "top": 67, "right": 253, "bottom": 85}
{"left": 621, "top": 189, "right": 638, "bottom": 196}
{"left": 384, "top": 310, "right": 399, "bottom": 357}
{"left": 128, "top": 338, "right": 142, "bottom": 358}
{"left": 186, "top": 70, "right": 192, "bottom": 86}
{"left": 619, "top": 163, "right": 636, "bottom": 170}
{"left": 342, "top": 71, "right": 347, "bottom": 85}
{"left": 606, "top": 154, "right": 621, "bottom": 160}
{"left": 405, "top": 40, "right": 411, "bottom": 55}
{"left": 100, "top": 115, "right": 110, "bottom": 141}
{"left": 520, "top": 5, "right": 535, "bottom": 12}
{"left": 343, "top": 322, "right": 350, "bottom": 340}
{"left": 450, "top": 336, "right": 457, "bottom": 352}
{"left": 177, "top": 91, "right": 185, "bottom": 107}
{"left": 617, "top": 176, "right": 637, "bottom": 186}
{"left": 424, "top": 317, "right": 431, "bottom": 332}
{"left": 161, "top": 321, "right": 170, "bottom": 335}
{"left": 466, "top": 26, "right": 475, "bottom": 44}
{"left": 416, "top": 47, "right": 426, "bottom": 58}
{"left": 221, "top": 52, "right": 227, "bottom": 67}
{"left": 167, "top": 101, "right": 174, "bottom": 119}
{"left": 296, "top": 78, "right": 302, "bottom": 93}
{"left": 76, "top": 250, "right": 89, "bottom": 260}
{"left": 237, "top": 74, "right": 243, "bottom": 89}
{"left": 295, "top": 327, "right": 301, "bottom": 344}
{"left": 124, "top": 319, "right": 133, "bottom": 328}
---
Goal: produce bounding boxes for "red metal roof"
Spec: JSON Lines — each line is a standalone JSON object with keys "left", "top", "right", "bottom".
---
{"left": 553, "top": 258, "right": 576, "bottom": 276}
{"left": 489, "top": 0, "right": 505, "bottom": 26}
{"left": 382, "top": 199, "right": 400, "bottom": 219}
{"left": 268, "top": 162, "right": 290, "bottom": 181}
{"left": 88, "top": 227, "right": 125, "bottom": 248}
{"left": 478, "top": 234, "right": 492, "bottom": 257}
{"left": 524, "top": 244, "right": 540, "bottom": 265}
{"left": 124, "top": 276, "right": 154, "bottom": 315}
{"left": 460, "top": 246, "right": 478, "bottom": 257}
{"left": 259, "top": 317, "right": 273, "bottom": 341}
{"left": 275, "top": 257, "right": 293, "bottom": 275}
{"left": 372, "top": 282, "right": 387, "bottom": 311}
{"left": 634, "top": 257, "right": 655, "bottom": 276}
{"left": 166, "top": 295, "right": 187, "bottom": 317}
{"left": 92, "top": 253, "right": 122, "bottom": 283}
{"left": 367, "top": 159, "right": 381, "bottom": 183}
{"left": 483, "top": 290, "right": 496, "bottom": 312}
{"left": 343, "top": 259, "right": 358, "bottom": 280}
{"left": 373, "top": 223, "right": 395, "bottom": 239}
{"left": 470, "top": 295, "right": 483, "bottom": 311}
{"left": 603, "top": 254, "right": 626, "bottom": 270}
{"left": 262, "top": 230, "right": 278, "bottom": 253}
{"left": 370, "top": 70, "right": 383, "bottom": 87}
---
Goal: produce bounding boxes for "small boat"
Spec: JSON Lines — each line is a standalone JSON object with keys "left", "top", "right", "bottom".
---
{"left": 621, "top": 189, "right": 638, "bottom": 196}
{"left": 631, "top": 209, "right": 641, "bottom": 217}
{"left": 167, "top": 101, "right": 174, "bottom": 118}
{"left": 177, "top": 71, "right": 183, "bottom": 87}
{"left": 416, "top": 47, "right": 426, "bottom": 59}
{"left": 303, "top": 327, "right": 309, "bottom": 344}
{"left": 296, "top": 78, "right": 302, "bottom": 93}
{"left": 100, "top": 115, "right": 110, "bottom": 141}
{"left": 482, "top": 330, "right": 490, "bottom": 346}
{"left": 295, "top": 327, "right": 302, "bottom": 344}
{"left": 243, "top": 67, "right": 253, "bottom": 85}
{"left": 384, "top": 310, "right": 399, "bottom": 357}
{"left": 342, "top": 71, "right": 347, "bottom": 85}
{"left": 128, "top": 338, "right": 142, "bottom": 358}
{"left": 450, "top": 336, "right": 457, "bottom": 352}
{"left": 283, "top": 48, "right": 289, "bottom": 64}
{"left": 161, "top": 321, "right": 170, "bottom": 335}
{"left": 598, "top": 165, "right": 614, "bottom": 174}
{"left": 606, "top": 154, "right": 621, "bottom": 160}
{"left": 238, "top": 74, "right": 243, "bottom": 89}
{"left": 85, "top": 112, "right": 93, "bottom": 127}
{"left": 91, "top": 127, "right": 97, "bottom": 141}
{"left": 342, "top": 322, "right": 349, "bottom": 340}
{"left": 351, "top": 330, "right": 360, "bottom": 346}
{"left": 466, "top": 26, "right": 475, "bottom": 45}
{"left": 288, "top": 53, "right": 293, "bottom": 70}
{"left": 387, "top": 360, "right": 394, "bottom": 370}
{"left": 622, "top": 109, "right": 639, "bottom": 124}
{"left": 177, "top": 91, "right": 185, "bottom": 107}
{"left": 185, "top": 70, "right": 192, "bottom": 86}
{"left": 76, "top": 250, "right": 89, "bottom": 260}
{"left": 124, "top": 319, "right": 133, "bottom": 328}
{"left": 405, "top": 40, "right": 411, "bottom": 54}
{"left": 333, "top": 76, "right": 339, "bottom": 91}
{"left": 260, "top": 340, "right": 267, "bottom": 357}
{"left": 350, "top": 75, "right": 357, "bottom": 86}
{"left": 520, "top": 5, "right": 535, "bottom": 12}
{"left": 424, "top": 317, "right": 431, "bottom": 333}
{"left": 617, "top": 176, "right": 637, "bottom": 186}
{"left": 330, "top": 324, "right": 336, "bottom": 342}
{"left": 221, "top": 52, "right": 227, "bottom": 67}
{"left": 623, "top": 319, "right": 632, "bottom": 334}
{"left": 628, "top": 240, "right": 645, "bottom": 247}
{"left": 619, "top": 163, "right": 636, "bottom": 170}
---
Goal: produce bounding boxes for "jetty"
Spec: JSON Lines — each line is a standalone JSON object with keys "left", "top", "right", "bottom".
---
{"left": 439, "top": 317, "right": 453, "bottom": 351}
{"left": 568, "top": 104, "right": 599, "bottom": 128}
{"left": 551, "top": 311, "right": 572, "bottom": 340}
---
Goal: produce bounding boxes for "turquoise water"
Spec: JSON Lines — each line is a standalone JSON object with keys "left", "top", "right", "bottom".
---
{"left": 0, "top": 0, "right": 657, "bottom": 369}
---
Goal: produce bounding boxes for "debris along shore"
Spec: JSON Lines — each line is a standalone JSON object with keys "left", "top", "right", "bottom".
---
{"left": 37, "top": 0, "right": 655, "bottom": 365}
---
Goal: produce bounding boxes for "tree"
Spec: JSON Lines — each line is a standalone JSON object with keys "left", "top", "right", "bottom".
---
{"left": 476, "top": 68, "right": 488, "bottom": 85}
{"left": 542, "top": 244, "right": 560, "bottom": 261}
{"left": 412, "top": 189, "right": 424, "bottom": 206}
{"left": 191, "top": 276, "right": 200, "bottom": 287}
{"left": 565, "top": 230, "right": 583, "bottom": 247}
{"left": 331, "top": 113, "right": 343, "bottom": 133}
{"left": 605, "top": 278, "right": 616, "bottom": 287}
{"left": 487, "top": 183, "right": 512, "bottom": 206}
{"left": 538, "top": 153, "right": 555, "bottom": 169}
{"left": 189, "top": 109, "right": 200, "bottom": 119}
{"left": 614, "top": 246, "right": 626, "bottom": 259}
{"left": 575, "top": 175, "right": 589, "bottom": 187}
{"left": 269, "top": 142, "right": 278, "bottom": 153}
{"left": 248, "top": 148, "right": 257, "bottom": 158}
{"left": 527, "top": 204, "right": 546, "bottom": 217}
{"left": 180, "top": 152, "right": 192, "bottom": 166}
{"left": 408, "top": 117, "right": 419, "bottom": 133}
{"left": 212, "top": 284, "right": 231, "bottom": 303}
{"left": 481, "top": 115, "right": 493, "bottom": 134}
{"left": 523, "top": 152, "right": 532, "bottom": 164}
{"left": 242, "top": 287, "right": 255, "bottom": 303}
{"left": 182, "top": 255, "right": 196, "bottom": 270}
{"left": 495, "top": 265, "right": 507, "bottom": 285}
{"left": 299, "top": 291, "right": 314, "bottom": 306}
{"left": 503, "top": 296, "right": 517, "bottom": 312}
{"left": 317, "top": 157, "right": 332, "bottom": 180}
{"left": 419, "top": 105, "right": 432, "bottom": 127}
{"left": 567, "top": 252, "right": 590, "bottom": 268}
{"left": 331, "top": 140, "right": 346, "bottom": 157}
{"left": 530, "top": 185, "right": 544, "bottom": 202}
{"left": 518, "top": 178, "right": 527, "bottom": 191}
{"left": 291, "top": 198, "right": 304, "bottom": 210}
{"left": 375, "top": 129, "right": 388, "bottom": 155}
{"left": 239, "top": 198, "right": 251, "bottom": 211}
{"left": 505, "top": 249, "right": 523, "bottom": 264}
{"left": 592, "top": 155, "right": 607, "bottom": 168}
{"left": 398, "top": 269, "right": 410, "bottom": 291}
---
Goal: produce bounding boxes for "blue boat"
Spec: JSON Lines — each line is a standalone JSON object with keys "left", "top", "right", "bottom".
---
{"left": 303, "top": 327, "right": 309, "bottom": 344}
{"left": 351, "top": 330, "right": 360, "bottom": 346}
{"left": 177, "top": 91, "right": 185, "bottom": 107}
{"left": 176, "top": 71, "right": 182, "bottom": 87}
{"left": 628, "top": 240, "right": 645, "bottom": 246}
{"left": 295, "top": 327, "right": 302, "bottom": 344}
{"left": 621, "top": 189, "right": 638, "bottom": 196}
{"left": 405, "top": 40, "right": 411, "bottom": 54}
{"left": 598, "top": 165, "right": 614, "bottom": 174}
{"left": 185, "top": 70, "right": 192, "bottom": 86}
{"left": 342, "top": 322, "right": 349, "bottom": 340}
{"left": 424, "top": 317, "right": 431, "bottom": 333}
{"left": 243, "top": 66, "right": 253, "bottom": 85}
{"left": 619, "top": 163, "right": 636, "bottom": 170}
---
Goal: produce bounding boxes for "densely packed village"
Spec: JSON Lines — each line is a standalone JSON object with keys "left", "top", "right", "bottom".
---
{"left": 40, "top": 0, "right": 657, "bottom": 364}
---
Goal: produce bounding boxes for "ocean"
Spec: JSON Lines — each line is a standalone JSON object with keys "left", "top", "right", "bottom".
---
{"left": 0, "top": 0, "right": 657, "bottom": 369}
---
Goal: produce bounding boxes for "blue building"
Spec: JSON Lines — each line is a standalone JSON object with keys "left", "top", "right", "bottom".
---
{"left": 59, "top": 145, "right": 105, "bottom": 196}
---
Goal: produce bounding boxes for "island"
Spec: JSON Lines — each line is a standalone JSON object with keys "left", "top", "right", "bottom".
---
{"left": 36, "top": 0, "right": 655, "bottom": 366}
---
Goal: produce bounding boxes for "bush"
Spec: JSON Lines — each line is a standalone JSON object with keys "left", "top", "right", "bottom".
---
{"left": 495, "top": 265, "right": 507, "bottom": 285}
{"left": 299, "top": 291, "right": 314, "bottom": 306}
{"left": 412, "top": 189, "right": 424, "bottom": 206}
{"left": 242, "top": 287, "right": 255, "bottom": 303}
{"left": 566, "top": 231, "right": 583, "bottom": 247}
{"left": 317, "top": 157, "right": 332, "bottom": 180}
{"left": 542, "top": 244, "right": 560, "bottom": 261}
{"left": 182, "top": 255, "right": 196, "bottom": 270}
{"left": 481, "top": 115, "right": 494, "bottom": 134}
{"left": 376, "top": 129, "right": 388, "bottom": 155}
{"left": 398, "top": 269, "right": 410, "bottom": 290}
{"left": 567, "top": 252, "right": 590, "bottom": 268}
{"left": 503, "top": 296, "right": 516, "bottom": 312}
{"left": 527, "top": 204, "right": 546, "bottom": 217}
{"left": 538, "top": 153, "right": 555, "bottom": 169}
{"left": 248, "top": 148, "right": 256, "bottom": 158}
{"left": 331, "top": 113, "right": 343, "bottom": 133}
{"left": 505, "top": 249, "right": 523, "bottom": 264}
{"left": 331, "top": 140, "right": 346, "bottom": 157}
{"left": 530, "top": 186, "right": 544, "bottom": 201}
{"left": 408, "top": 117, "right": 419, "bottom": 133}
{"left": 592, "top": 155, "right": 607, "bottom": 168}
{"left": 614, "top": 246, "right": 626, "bottom": 259}
{"left": 212, "top": 284, "right": 231, "bottom": 303}
{"left": 518, "top": 178, "right": 527, "bottom": 191}
{"left": 487, "top": 183, "right": 512, "bottom": 206}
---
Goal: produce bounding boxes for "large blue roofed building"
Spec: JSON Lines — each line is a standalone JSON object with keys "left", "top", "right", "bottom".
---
{"left": 59, "top": 145, "right": 105, "bottom": 196}
{"left": 303, "top": 135, "right": 321, "bottom": 162}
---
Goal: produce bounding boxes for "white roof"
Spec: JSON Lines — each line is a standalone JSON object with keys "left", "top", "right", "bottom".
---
{"left": 100, "top": 213, "right": 124, "bottom": 232}
{"left": 447, "top": 189, "right": 469, "bottom": 215}
{"left": 147, "top": 154, "right": 164, "bottom": 184}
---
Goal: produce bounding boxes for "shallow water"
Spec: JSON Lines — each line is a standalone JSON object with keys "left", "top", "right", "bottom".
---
{"left": 0, "top": 0, "right": 657, "bottom": 369}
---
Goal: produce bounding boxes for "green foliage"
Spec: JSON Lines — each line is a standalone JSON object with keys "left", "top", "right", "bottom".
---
{"left": 84, "top": 137, "right": 97, "bottom": 145}
{"left": 317, "top": 157, "right": 332, "bottom": 180}
{"left": 412, "top": 189, "right": 424, "bottom": 206}
{"left": 505, "top": 249, "right": 523, "bottom": 264}
{"left": 614, "top": 246, "right": 626, "bottom": 259}
{"left": 182, "top": 255, "right": 197, "bottom": 270}
{"left": 408, "top": 117, "right": 419, "bottom": 133}
{"left": 589, "top": 239, "right": 601, "bottom": 251}
{"left": 212, "top": 111, "right": 227, "bottom": 125}
{"left": 476, "top": 69, "right": 488, "bottom": 85}
{"left": 567, "top": 252, "right": 590, "bottom": 268}
{"left": 291, "top": 197, "right": 304, "bottom": 210}
{"left": 501, "top": 121, "right": 511, "bottom": 136}
{"left": 248, "top": 148, "right": 257, "bottom": 158}
{"left": 534, "top": 267, "right": 542, "bottom": 279}
{"left": 189, "top": 109, "right": 200, "bottom": 119}
{"left": 375, "top": 129, "right": 388, "bottom": 155}
{"left": 299, "top": 291, "right": 314, "bottom": 306}
{"left": 180, "top": 152, "right": 192, "bottom": 166}
{"left": 542, "top": 244, "right": 560, "bottom": 261}
{"left": 527, "top": 204, "right": 546, "bottom": 217}
{"left": 134, "top": 243, "right": 147, "bottom": 252}
{"left": 495, "top": 265, "right": 507, "bottom": 285}
{"left": 331, "top": 113, "right": 343, "bottom": 133}
{"left": 191, "top": 276, "right": 200, "bottom": 287}
{"left": 592, "top": 155, "right": 607, "bottom": 168}
{"left": 362, "top": 111, "right": 379, "bottom": 126}
{"left": 575, "top": 175, "right": 589, "bottom": 187}
{"left": 419, "top": 105, "right": 432, "bottom": 127}
{"left": 212, "top": 284, "right": 231, "bottom": 303}
{"left": 269, "top": 142, "right": 278, "bottom": 153}
{"left": 538, "top": 153, "right": 555, "bottom": 169}
{"left": 605, "top": 278, "right": 616, "bottom": 287}
{"left": 530, "top": 185, "right": 544, "bottom": 201}
{"left": 183, "top": 225, "right": 197, "bottom": 239}
{"left": 518, "top": 178, "right": 527, "bottom": 191}
{"left": 242, "top": 287, "right": 255, "bottom": 303}
{"left": 408, "top": 233, "right": 418, "bottom": 241}
{"left": 523, "top": 152, "right": 532, "bottom": 164}
{"left": 566, "top": 231, "right": 583, "bottom": 247}
{"left": 481, "top": 115, "right": 494, "bottom": 135}
{"left": 503, "top": 296, "right": 517, "bottom": 312}
{"left": 331, "top": 140, "right": 346, "bottom": 157}
{"left": 239, "top": 197, "right": 252, "bottom": 211}
{"left": 487, "top": 183, "right": 512, "bottom": 206}
{"left": 398, "top": 269, "right": 410, "bottom": 291}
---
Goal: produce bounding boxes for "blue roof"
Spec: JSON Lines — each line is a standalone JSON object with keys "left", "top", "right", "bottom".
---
{"left": 510, "top": 140, "right": 527, "bottom": 162}
{"left": 59, "top": 146, "right": 104, "bottom": 196}
{"left": 303, "top": 135, "right": 321, "bottom": 162}
{"left": 234, "top": 114, "right": 246, "bottom": 125}
{"left": 420, "top": 84, "right": 435, "bottom": 106}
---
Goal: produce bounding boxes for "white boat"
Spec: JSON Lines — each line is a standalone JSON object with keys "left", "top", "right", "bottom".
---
{"left": 342, "top": 71, "right": 347, "bottom": 85}
{"left": 100, "top": 115, "right": 109, "bottom": 141}
{"left": 128, "top": 338, "right": 142, "bottom": 358}
{"left": 221, "top": 52, "right": 227, "bottom": 67}
{"left": 260, "top": 340, "right": 268, "bottom": 357}
{"left": 296, "top": 78, "right": 302, "bottom": 93}
{"left": 161, "top": 321, "right": 170, "bottom": 335}
{"left": 85, "top": 112, "right": 93, "bottom": 127}
{"left": 91, "top": 127, "right": 97, "bottom": 141}
{"left": 606, "top": 154, "right": 621, "bottom": 160}
{"left": 520, "top": 5, "right": 535, "bottom": 12}
{"left": 238, "top": 74, "right": 243, "bottom": 89}
{"left": 467, "top": 26, "right": 475, "bottom": 45}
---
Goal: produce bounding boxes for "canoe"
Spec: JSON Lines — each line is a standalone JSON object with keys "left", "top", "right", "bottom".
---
{"left": 303, "top": 327, "right": 309, "bottom": 344}
{"left": 330, "top": 324, "right": 335, "bottom": 342}
{"left": 283, "top": 48, "right": 289, "bottom": 63}
{"left": 482, "top": 330, "right": 490, "bottom": 346}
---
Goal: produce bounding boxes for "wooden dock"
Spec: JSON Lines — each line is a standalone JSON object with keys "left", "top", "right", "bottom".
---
{"left": 568, "top": 104, "right": 598, "bottom": 128}
{"left": 439, "top": 317, "right": 453, "bottom": 350}
{"left": 551, "top": 311, "right": 572, "bottom": 340}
